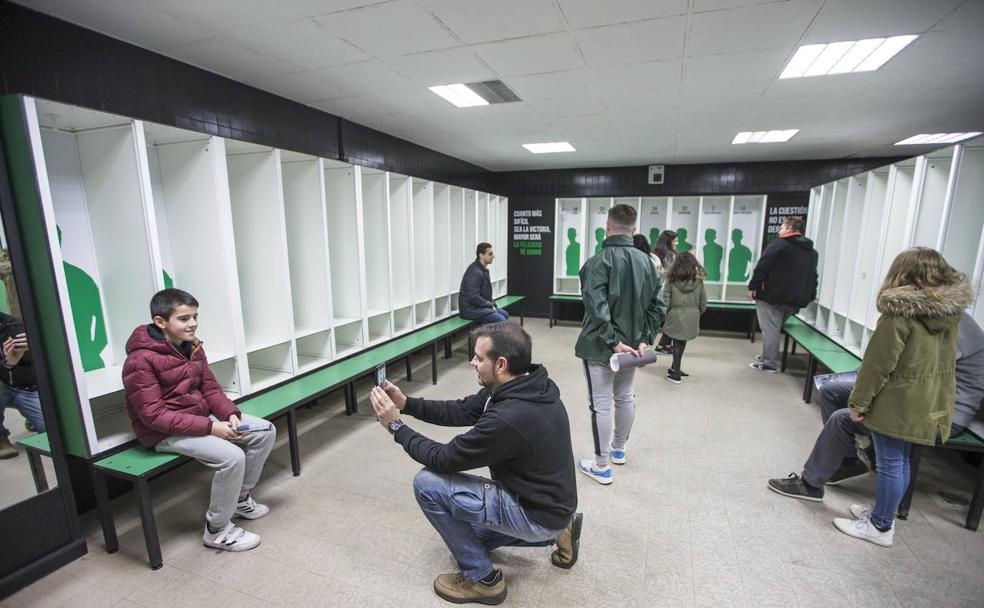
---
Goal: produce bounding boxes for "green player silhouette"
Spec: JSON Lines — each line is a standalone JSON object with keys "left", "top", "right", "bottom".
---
{"left": 163, "top": 269, "right": 174, "bottom": 289}
{"left": 594, "top": 227, "right": 605, "bottom": 254}
{"left": 59, "top": 226, "right": 108, "bottom": 371}
{"left": 648, "top": 227, "right": 660, "bottom": 248}
{"left": 565, "top": 227, "right": 581, "bottom": 276}
{"left": 702, "top": 228, "right": 723, "bottom": 281}
{"left": 676, "top": 227, "right": 693, "bottom": 253}
{"left": 728, "top": 228, "right": 753, "bottom": 282}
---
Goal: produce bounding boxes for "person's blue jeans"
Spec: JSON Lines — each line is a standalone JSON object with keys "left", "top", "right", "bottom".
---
{"left": 0, "top": 383, "right": 46, "bottom": 438}
{"left": 413, "top": 468, "right": 563, "bottom": 581}
{"left": 870, "top": 431, "right": 911, "bottom": 530}
{"left": 476, "top": 308, "right": 509, "bottom": 324}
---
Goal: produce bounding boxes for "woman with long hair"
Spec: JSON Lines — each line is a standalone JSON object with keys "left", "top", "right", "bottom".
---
{"left": 660, "top": 252, "right": 707, "bottom": 383}
{"left": 834, "top": 247, "right": 970, "bottom": 546}
{"left": 653, "top": 230, "right": 678, "bottom": 353}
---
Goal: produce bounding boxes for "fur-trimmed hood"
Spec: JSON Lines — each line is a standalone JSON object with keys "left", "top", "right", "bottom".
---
{"left": 877, "top": 282, "right": 973, "bottom": 329}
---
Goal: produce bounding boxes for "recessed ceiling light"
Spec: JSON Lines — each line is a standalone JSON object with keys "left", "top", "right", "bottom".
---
{"left": 522, "top": 142, "right": 576, "bottom": 153}
{"left": 732, "top": 130, "right": 799, "bottom": 144}
{"left": 894, "top": 132, "right": 982, "bottom": 145}
{"left": 779, "top": 35, "right": 917, "bottom": 79}
{"left": 428, "top": 83, "right": 489, "bottom": 108}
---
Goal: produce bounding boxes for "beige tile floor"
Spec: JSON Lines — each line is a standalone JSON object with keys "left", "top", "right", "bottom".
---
{"left": 4, "top": 318, "right": 984, "bottom": 607}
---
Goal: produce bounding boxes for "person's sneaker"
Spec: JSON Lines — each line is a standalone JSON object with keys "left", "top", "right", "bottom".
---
{"left": 679, "top": 370, "right": 690, "bottom": 377}
{"left": 849, "top": 503, "right": 873, "bottom": 520}
{"left": 833, "top": 515, "right": 893, "bottom": 547}
{"left": 234, "top": 494, "right": 270, "bottom": 520}
{"left": 826, "top": 461, "right": 870, "bottom": 486}
{"left": 666, "top": 369, "right": 682, "bottom": 384}
{"left": 25, "top": 419, "right": 36, "bottom": 433}
{"left": 749, "top": 362, "right": 778, "bottom": 373}
{"left": 203, "top": 522, "right": 261, "bottom": 552}
{"left": 0, "top": 437, "right": 17, "bottom": 460}
{"left": 578, "top": 458, "right": 613, "bottom": 485}
{"left": 610, "top": 449, "right": 626, "bottom": 465}
{"left": 654, "top": 345, "right": 673, "bottom": 355}
{"left": 755, "top": 354, "right": 762, "bottom": 362}
{"left": 767, "top": 473, "right": 824, "bottom": 501}
{"left": 433, "top": 571, "right": 507, "bottom": 605}
{"left": 551, "top": 512, "right": 583, "bottom": 569}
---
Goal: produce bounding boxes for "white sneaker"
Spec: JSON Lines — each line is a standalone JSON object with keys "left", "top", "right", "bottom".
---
{"left": 203, "top": 522, "right": 261, "bottom": 552}
{"left": 610, "top": 449, "right": 626, "bottom": 465}
{"left": 850, "top": 503, "right": 873, "bottom": 520}
{"left": 833, "top": 516, "right": 893, "bottom": 547}
{"left": 234, "top": 494, "right": 270, "bottom": 520}
{"left": 578, "top": 458, "right": 613, "bottom": 485}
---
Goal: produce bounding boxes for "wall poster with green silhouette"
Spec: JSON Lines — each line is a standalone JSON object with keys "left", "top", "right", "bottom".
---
{"left": 639, "top": 197, "right": 668, "bottom": 251}
{"left": 724, "top": 195, "right": 769, "bottom": 300}
{"left": 698, "top": 196, "right": 729, "bottom": 282}
{"left": 670, "top": 196, "right": 698, "bottom": 254}
{"left": 587, "top": 198, "right": 611, "bottom": 255}
{"left": 556, "top": 199, "right": 582, "bottom": 278}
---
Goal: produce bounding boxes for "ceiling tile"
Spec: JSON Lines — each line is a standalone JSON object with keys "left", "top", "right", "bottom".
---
{"left": 313, "top": 95, "right": 399, "bottom": 121}
{"left": 385, "top": 48, "right": 496, "bottom": 85}
{"left": 681, "top": 80, "right": 769, "bottom": 107}
{"left": 574, "top": 17, "right": 687, "bottom": 66}
{"left": 232, "top": 19, "right": 370, "bottom": 70}
{"left": 880, "top": 28, "right": 984, "bottom": 69}
{"left": 527, "top": 97, "right": 607, "bottom": 118}
{"left": 683, "top": 49, "right": 787, "bottom": 84}
{"left": 932, "top": 0, "right": 984, "bottom": 33}
{"left": 761, "top": 72, "right": 872, "bottom": 102}
{"left": 315, "top": 0, "right": 459, "bottom": 57}
{"left": 312, "top": 60, "right": 416, "bottom": 96}
{"left": 602, "top": 90, "right": 680, "bottom": 113}
{"left": 688, "top": 0, "right": 822, "bottom": 56}
{"left": 804, "top": 0, "right": 963, "bottom": 42}
{"left": 503, "top": 70, "right": 595, "bottom": 100}
{"left": 282, "top": 0, "right": 391, "bottom": 17}
{"left": 556, "top": 0, "right": 687, "bottom": 29}
{"left": 146, "top": 0, "right": 304, "bottom": 33}
{"left": 247, "top": 71, "right": 348, "bottom": 103}
{"left": 591, "top": 60, "right": 682, "bottom": 94}
{"left": 474, "top": 33, "right": 584, "bottom": 76}
{"left": 166, "top": 37, "right": 297, "bottom": 83}
{"left": 418, "top": 0, "right": 564, "bottom": 44}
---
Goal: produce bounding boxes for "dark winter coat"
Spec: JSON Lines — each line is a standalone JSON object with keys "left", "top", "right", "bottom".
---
{"left": 122, "top": 325, "right": 240, "bottom": 447}
{"left": 748, "top": 234, "right": 819, "bottom": 308}
{"left": 0, "top": 313, "right": 37, "bottom": 389}
{"left": 395, "top": 364, "right": 577, "bottom": 530}
{"left": 459, "top": 260, "right": 495, "bottom": 320}
{"left": 849, "top": 282, "right": 972, "bottom": 446}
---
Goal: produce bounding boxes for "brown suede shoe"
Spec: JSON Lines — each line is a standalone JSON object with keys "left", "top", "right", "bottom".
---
{"left": 433, "top": 572, "right": 507, "bottom": 605}
{"left": 550, "top": 512, "right": 583, "bottom": 569}
{"left": 0, "top": 437, "right": 18, "bottom": 460}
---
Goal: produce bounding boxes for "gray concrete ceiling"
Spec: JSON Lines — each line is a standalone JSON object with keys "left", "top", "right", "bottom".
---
{"left": 16, "top": 0, "right": 984, "bottom": 170}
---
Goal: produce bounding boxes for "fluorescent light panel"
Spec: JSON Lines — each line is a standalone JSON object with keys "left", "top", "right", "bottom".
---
{"left": 732, "top": 129, "right": 799, "bottom": 144}
{"left": 894, "top": 132, "right": 982, "bottom": 145}
{"left": 428, "top": 83, "right": 489, "bottom": 108}
{"left": 780, "top": 35, "right": 917, "bottom": 79}
{"left": 522, "top": 142, "right": 576, "bottom": 153}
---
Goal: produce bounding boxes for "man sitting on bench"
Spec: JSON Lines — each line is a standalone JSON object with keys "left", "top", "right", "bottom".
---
{"left": 768, "top": 312, "right": 984, "bottom": 501}
{"left": 368, "top": 322, "right": 580, "bottom": 606}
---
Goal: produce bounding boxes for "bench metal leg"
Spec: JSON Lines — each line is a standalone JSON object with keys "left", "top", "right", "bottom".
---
{"left": 344, "top": 382, "right": 357, "bottom": 415}
{"left": 287, "top": 409, "right": 301, "bottom": 477}
{"left": 749, "top": 311, "right": 757, "bottom": 343}
{"left": 431, "top": 342, "right": 438, "bottom": 385}
{"left": 792, "top": 341, "right": 797, "bottom": 355}
{"left": 898, "top": 444, "right": 923, "bottom": 521}
{"left": 549, "top": 301, "right": 555, "bottom": 328}
{"left": 965, "top": 456, "right": 984, "bottom": 531}
{"left": 781, "top": 334, "right": 790, "bottom": 373}
{"left": 135, "top": 478, "right": 163, "bottom": 570}
{"left": 444, "top": 336, "right": 452, "bottom": 359}
{"left": 520, "top": 301, "right": 525, "bottom": 326}
{"left": 406, "top": 355, "right": 413, "bottom": 382}
{"left": 27, "top": 450, "right": 49, "bottom": 493}
{"left": 90, "top": 469, "right": 119, "bottom": 554}
{"left": 802, "top": 355, "right": 817, "bottom": 403}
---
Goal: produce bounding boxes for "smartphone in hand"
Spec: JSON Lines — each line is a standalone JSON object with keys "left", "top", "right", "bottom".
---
{"left": 235, "top": 422, "right": 272, "bottom": 433}
{"left": 375, "top": 364, "right": 386, "bottom": 387}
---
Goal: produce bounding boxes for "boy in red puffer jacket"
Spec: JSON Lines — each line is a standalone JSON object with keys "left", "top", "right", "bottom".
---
{"left": 123, "top": 289, "right": 275, "bottom": 552}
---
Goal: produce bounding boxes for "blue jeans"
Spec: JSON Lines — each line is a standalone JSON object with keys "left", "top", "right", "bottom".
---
{"left": 413, "top": 469, "right": 562, "bottom": 581}
{"left": 476, "top": 308, "right": 509, "bottom": 324}
{"left": 870, "top": 431, "right": 911, "bottom": 530}
{"left": 0, "top": 383, "right": 46, "bottom": 438}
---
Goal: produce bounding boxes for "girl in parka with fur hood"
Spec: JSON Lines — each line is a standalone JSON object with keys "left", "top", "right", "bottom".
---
{"left": 834, "top": 248, "right": 972, "bottom": 547}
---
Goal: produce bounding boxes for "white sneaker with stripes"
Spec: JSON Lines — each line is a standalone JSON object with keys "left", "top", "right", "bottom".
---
{"left": 234, "top": 494, "right": 270, "bottom": 520}
{"left": 203, "top": 522, "right": 261, "bottom": 552}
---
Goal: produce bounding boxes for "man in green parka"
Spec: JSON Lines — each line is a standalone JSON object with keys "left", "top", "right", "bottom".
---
{"left": 575, "top": 204, "right": 666, "bottom": 485}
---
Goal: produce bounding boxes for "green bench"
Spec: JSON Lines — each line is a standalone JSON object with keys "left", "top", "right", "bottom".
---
{"left": 900, "top": 429, "right": 984, "bottom": 530}
{"left": 23, "top": 295, "right": 524, "bottom": 570}
{"left": 549, "top": 293, "right": 759, "bottom": 342}
{"left": 780, "top": 316, "right": 861, "bottom": 402}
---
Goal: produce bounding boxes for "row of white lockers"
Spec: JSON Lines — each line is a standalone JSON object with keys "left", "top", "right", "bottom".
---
{"left": 803, "top": 138, "right": 984, "bottom": 356}
{"left": 19, "top": 96, "right": 508, "bottom": 455}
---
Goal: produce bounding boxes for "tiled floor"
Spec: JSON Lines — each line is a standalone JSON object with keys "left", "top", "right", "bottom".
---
{"left": 4, "top": 318, "right": 984, "bottom": 607}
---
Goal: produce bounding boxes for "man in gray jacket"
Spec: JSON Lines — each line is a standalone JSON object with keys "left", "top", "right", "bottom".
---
{"left": 768, "top": 312, "right": 984, "bottom": 501}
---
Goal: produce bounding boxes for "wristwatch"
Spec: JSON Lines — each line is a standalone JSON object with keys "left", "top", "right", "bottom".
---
{"left": 388, "top": 419, "right": 405, "bottom": 434}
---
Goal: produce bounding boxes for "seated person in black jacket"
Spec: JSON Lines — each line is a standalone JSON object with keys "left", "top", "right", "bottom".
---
{"left": 459, "top": 242, "right": 508, "bottom": 323}
{"left": 0, "top": 313, "right": 46, "bottom": 460}
{"left": 369, "top": 322, "right": 580, "bottom": 606}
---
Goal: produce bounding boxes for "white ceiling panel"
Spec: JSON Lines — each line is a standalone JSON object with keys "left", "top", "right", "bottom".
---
{"left": 386, "top": 48, "right": 496, "bottom": 85}
{"left": 574, "top": 17, "right": 688, "bottom": 66}
{"left": 687, "top": 0, "right": 823, "bottom": 56}
{"left": 881, "top": 28, "right": 984, "bottom": 69}
{"left": 683, "top": 49, "right": 787, "bottom": 84}
{"left": 527, "top": 97, "right": 608, "bottom": 118}
{"left": 312, "top": 60, "right": 415, "bottom": 97}
{"left": 932, "top": 0, "right": 984, "bottom": 33}
{"left": 232, "top": 19, "right": 370, "bottom": 70}
{"left": 681, "top": 80, "right": 769, "bottom": 107}
{"left": 602, "top": 90, "right": 680, "bottom": 114}
{"left": 591, "top": 60, "right": 682, "bottom": 94}
{"left": 693, "top": 0, "right": 792, "bottom": 11}
{"left": 247, "top": 70, "right": 348, "bottom": 103}
{"left": 557, "top": 0, "right": 688, "bottom": 29}
{"left": 166, "top": 37, "right": 297, "bottom": 83}
{"left": 313, "top": 95, "right": 399, "bottom": 122}
{"left": 804, "top": 0, "right": 964, "bottom": 42}
{"left": 418, "top": 0, "right": 564, "bottom": 44}
{"left": 147, "top": 0, "right": 304, "bottom": 33}
{"left": 315, "top": 1, "right": 459, "bottom": 57}
{"left": 474, "top": 33, "right": 584, "bottom": 76}
{"left": 503, "top": 70, "right": 595, "bottom": 101}
{"left": 282, "top": 0, "right": 391, "bottom": 18}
